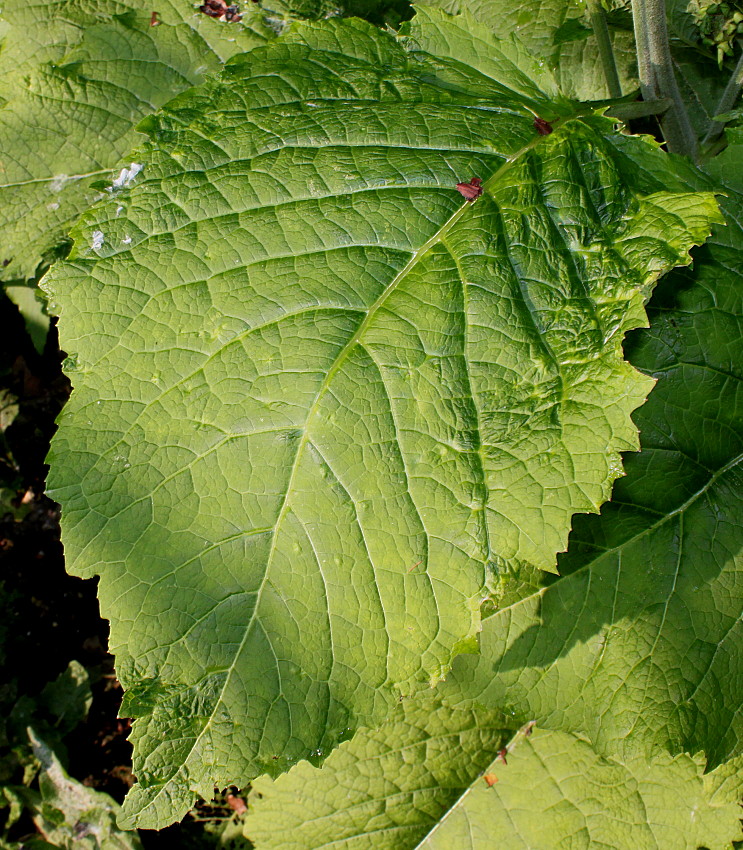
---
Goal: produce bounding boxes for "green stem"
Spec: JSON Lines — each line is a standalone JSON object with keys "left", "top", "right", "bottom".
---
{"left": 632, "top": 0, "right": 655, "bottom": 99}
{"left": 702, "top": 44, "right": 743, "bottom": 148}
{"left": 631, "top": 0, "right": 699, "bottom": 159}
{"left": 587, "top": 0, "right": 623, "bottom": 98}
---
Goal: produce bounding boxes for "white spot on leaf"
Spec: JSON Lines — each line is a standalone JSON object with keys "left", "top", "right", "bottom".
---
{"left": 50, "top": 174, "right": 70, "bottom": 192}
{"left": 91, "top": 231, "right": 105, "bottom": 250}
{"left": 110, "top": 163, "right": 143, "bottom": 191}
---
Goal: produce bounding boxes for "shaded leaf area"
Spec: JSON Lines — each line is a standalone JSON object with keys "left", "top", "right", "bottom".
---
{"left": 441, "top": 150, "right": 743, "bottom": 771}
{"left": 413, "top": 0, "right": 638, "bottom": 100}
{"left": 673, "top": 47, "right": 731, "bottom": 139}
{"left": 0, "top": 0, "right": 273, "bottom": 281}
{"left": 265, "top": 0, "right": 413, "bottom": 28}
{"left": 413, "top": 0, "right": 584, "bottom": 56}
{"left": 43, "top": 9, "right": 718, "bottom": 829}
{"left": 245, "top": 696, "right": 509, "bottom": 849}
{"left": 244, "top": 712, "right": 742, "bottom": 850}
{"left": 416, "top": 0, "right": 743, "bottom": 145}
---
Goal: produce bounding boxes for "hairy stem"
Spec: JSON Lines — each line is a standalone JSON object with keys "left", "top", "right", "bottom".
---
{"left": 702, "top": 44, "right": 743, "bottom": 149}
{"left": 631, "top": 0, "right": 699, "bottom": 159}
{"left": 587, "top": 0, "right": 623, "bottom": 98}
{"left": 632, "top": 0, "right": 655, "bottom": 99}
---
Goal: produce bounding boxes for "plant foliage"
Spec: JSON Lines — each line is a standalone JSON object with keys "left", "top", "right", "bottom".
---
{"left": 245, "top": 717, "right": 741, "bottom": 849}
{"left": 241, "top": 133, "right": 743, "bottom": 850}
{"left": 1, "top": 0, "right": 735, "bottom": 844}
{"left": 417, "top": 0, "right": 640, "bottom": 99}
{"left": 25, "top": 729, "right": 144, "bottom": 850}
{"left": 41, "top": 6, "right": 725, "bottom": 832}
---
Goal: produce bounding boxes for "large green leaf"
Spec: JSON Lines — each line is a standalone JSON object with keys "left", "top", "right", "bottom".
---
{"left": 440, "top": 171, "right": 743, "bottom": 769}
{"left": 0, "top": 0, "right": 272, "bottom": 281}
{"left": 42, "top": 9, "right": 718, "bottom": 829}
{"left": 244, "top": 712, "right": 743, "bottom": 849}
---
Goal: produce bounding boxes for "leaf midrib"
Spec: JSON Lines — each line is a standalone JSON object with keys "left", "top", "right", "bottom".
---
{"left": 133, "top": 122, "right": 568, "bottom": 814}
{"left": 411, "top": 724, "right": 527, "bottom": 849}
{"left": 263, "top": 124, "right": 558, "bottom": 596}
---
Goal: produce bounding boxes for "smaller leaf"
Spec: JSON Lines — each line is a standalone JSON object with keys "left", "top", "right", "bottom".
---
{"left": 244, "top": 710, "right": 743, "bottom": 850}
{"left": 245, "top": 695, "right": 510, "bottom": 849}
{"left": 3, "top": 286, "right": 49, "bottom": 355}
{"left": 38, "top": 661, "right": 92, "bottom": 737}
{"left": 27, "top": 729, "right": 144, "bottom": 850}
{"left": 414, "top": 729, "right": 743, "bottom": 850}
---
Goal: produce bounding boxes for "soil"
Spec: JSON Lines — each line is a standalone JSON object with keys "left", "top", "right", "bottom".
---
{"left": 0, "top": 289, "right": 130, "bottom": 791}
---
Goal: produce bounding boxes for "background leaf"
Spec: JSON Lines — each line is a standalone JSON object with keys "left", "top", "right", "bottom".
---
{"left": 27, "top": 729, "right": 143, "bottom": 850}
{"left": 413, "top": 0, "right": 583, "bottom": 55}
{"left": 2, "top": 286, "right": 49, "bottom": 354}
{"left": 414, "top": 0, "right": 638, "bottom": 99}
{"left": 0, "top": 0, "right": 272, "bottom": 281}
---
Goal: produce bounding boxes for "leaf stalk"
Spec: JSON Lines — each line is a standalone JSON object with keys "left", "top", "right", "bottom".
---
{"left": 587, "top": 0, "right": 623, "bottom": 98}
{"left": 631, "top": 0, "right": 699, "bottom": 160}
